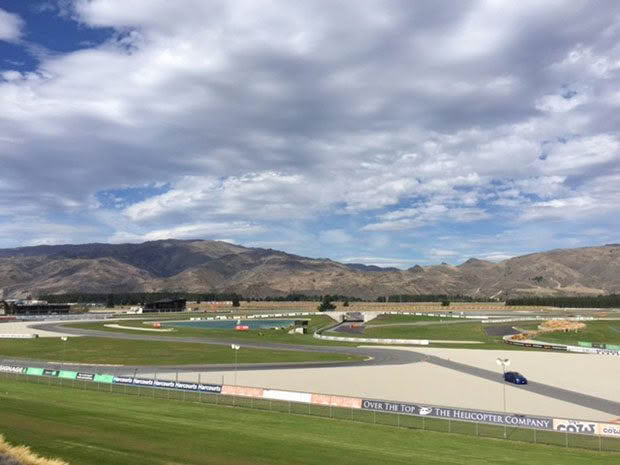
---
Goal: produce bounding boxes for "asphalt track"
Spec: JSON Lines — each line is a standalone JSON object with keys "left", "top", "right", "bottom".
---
{"left": 17, "top": 321, "right": 620, "bottom": 417}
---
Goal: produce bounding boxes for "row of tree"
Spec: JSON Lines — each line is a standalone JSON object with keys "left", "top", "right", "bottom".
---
{"left": 41, "top": 292, "right": 242, "bottom": 306}
{"left": 376, "top": 294, "right": 495, "bottom": 303}
{"left": 505, "top": 295, "right": 620, "bottom": 308}
{"left": 39, "top": 292, "right": 364, "bottom": 305}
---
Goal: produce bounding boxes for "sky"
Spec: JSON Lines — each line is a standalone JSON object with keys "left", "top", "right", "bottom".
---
{"left": 1, "top": 0, "right": 620, "bottom": 268}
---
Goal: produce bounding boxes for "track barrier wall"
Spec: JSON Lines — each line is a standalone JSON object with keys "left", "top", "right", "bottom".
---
{"left": 1, "top": 363, "right": 619, "bottom": 453}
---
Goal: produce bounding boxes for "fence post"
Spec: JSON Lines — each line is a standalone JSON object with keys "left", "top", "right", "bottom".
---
{"left": 373, "top": 411, "right": 376, "bottom": 424}
{"left": 599, "top": 435, "right": 602, "bottom": 452}
{"left": 476, "top": 422, "right": 479, "bottom": 436}
{"left": 397, "top": 412, "right": 400, "bottom": 428}
{"left": 533, "top": 429, "right": 536, "bottom": 444}
{"left": 288, "top": 401, "right": 291, "bottom": 414}
{"left": 565, "top": 430, "right": 568, "bottom": 448}
{"left": 422, "top": 416, "right": 425, "bottom": 430}
{"left": 448, "top": 419, "right": 451, "bottom": 433}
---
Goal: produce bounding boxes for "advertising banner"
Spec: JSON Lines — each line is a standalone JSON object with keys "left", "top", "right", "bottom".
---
{"left": 264, "top": 389, "right": 312, "bottom": 403}
{"left": 553, "top": 419, "right": 598, "bottom": 434}
{"left": 93, "top": 374, "right": 114, "bottom": 384}
{"left": 362, "top": 400, "right": 553, "bottom": 430}
{"left": 222, "top": 385, "right": 265, "bottom": 398}
{"left": 58, "top": 370, "right": 78, "bottom": 380}
{"left": 0, "top": 365, "right": 25, "bottom": 374}
{"left": 112, "top": 376, "right": 221, "bottom": 393}
{"left": 42, "top": 369, "right": 59, "bottom": 377}
{"left": 76, "top": 372, "right": 95, "bottom": 381}
{"left": 311, "top": 393, "right": 362, "bottom": 409}
{"left": 598, "top": 423, "right": 620, "bottom": 438}
{"left": 26, "top": 367, "right": 44, "bottom": 376}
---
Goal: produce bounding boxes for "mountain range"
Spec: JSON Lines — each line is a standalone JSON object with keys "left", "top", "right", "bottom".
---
{"left": 1, "top": 240, "right": 620, "bottom": 299}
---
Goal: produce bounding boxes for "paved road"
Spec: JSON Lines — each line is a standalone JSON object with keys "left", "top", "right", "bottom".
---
{"left": 18, "top": 321, "right": 620, "bottom": 417}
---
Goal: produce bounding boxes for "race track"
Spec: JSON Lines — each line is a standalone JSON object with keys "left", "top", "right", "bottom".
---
{"left": 1, "top": 319, "right": 613, "bottom": 422}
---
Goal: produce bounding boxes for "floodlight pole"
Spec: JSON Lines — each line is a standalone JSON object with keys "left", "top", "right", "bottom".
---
{"left": 61, "top": 336, "right": 68, "bottom": 371}
{"left": 231, "top": 344, "right": 240, "bottom": 386}
{"left": 496, "top": 357, "right": 510, "bottom": 439}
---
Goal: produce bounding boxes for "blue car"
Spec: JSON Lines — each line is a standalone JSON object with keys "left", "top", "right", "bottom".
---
{"left": 504, "top": 371, "right": 527, "bottom": 384}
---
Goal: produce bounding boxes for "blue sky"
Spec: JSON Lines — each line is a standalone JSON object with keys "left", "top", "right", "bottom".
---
{"left": 1, "top": 1, "right": 620, "bottom": 267}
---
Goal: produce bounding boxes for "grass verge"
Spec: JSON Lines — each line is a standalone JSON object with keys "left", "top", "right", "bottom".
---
{"left": 0, "top": 337, "right": 360, "bottom": 365}
{"left": 0, "top": 377, "right": 617, "bottom": 465}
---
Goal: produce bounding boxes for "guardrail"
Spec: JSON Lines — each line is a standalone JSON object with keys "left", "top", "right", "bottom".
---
{"left": 1, "top": 364, "right": 619, "bottom": 453}
{"left": 503, "top": 334, "right": 620, "bottom": 356}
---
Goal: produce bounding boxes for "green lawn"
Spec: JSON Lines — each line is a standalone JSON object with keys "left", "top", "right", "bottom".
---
{"left": 328, "top": 319, "right": 561, "bottom": 351}
{"left": 528, "top": 321, "right": 620, "bottom": 346}
{"left": 0, "top": 377, "right": 617, "bottom": 465}
{"left": 0, "top": 336, "right": 360, "bottom": 365}
{"left": 67, "top": 314, "right": 349, "bottom": 346}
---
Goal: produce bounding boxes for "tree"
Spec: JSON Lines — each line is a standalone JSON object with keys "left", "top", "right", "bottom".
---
{"left": 441, "top": 300, "right": 450, "bottom": 307}
{"left": 106, "top": 294, "right": 115, "bottom": 309}
{"left": 232, "top": 295, "right": 240, "bottom": 307}
{"left": 343, "top": 300, "right": 349, "bottom": 307}
{"left": 318, "top": 295, "right": 336, "bottom": 312}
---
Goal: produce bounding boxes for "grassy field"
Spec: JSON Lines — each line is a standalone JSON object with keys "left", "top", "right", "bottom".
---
{"left": 67, "top": 314, "right": 350, "bottom": 346}
{"left": 0, "top": 377, "right": 617, "bottom": 465}
{"left": 517, "top": 320, "right": 620, "bottom": 346}
{"left": 328, "top": 318, "right": 562, "bottom": 351}
{"left": 0, "top": 337, "right": 360, "bottom": 365}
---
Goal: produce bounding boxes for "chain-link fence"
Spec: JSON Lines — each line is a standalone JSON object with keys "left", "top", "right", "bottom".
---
{"left": 2, "top": 370, "right": 619, "bottom": 454}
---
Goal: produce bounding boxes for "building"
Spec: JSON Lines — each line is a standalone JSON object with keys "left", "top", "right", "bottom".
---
{"left": 142, "top": 298, "right": 186, "bottom": 313}
{"left": 1, "top": 299, "right": 70, "bottom": 315}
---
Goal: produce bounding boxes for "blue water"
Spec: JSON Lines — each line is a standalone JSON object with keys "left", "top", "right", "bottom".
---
{"left": 167, "top": 319, "right": 297, "bottom": 330}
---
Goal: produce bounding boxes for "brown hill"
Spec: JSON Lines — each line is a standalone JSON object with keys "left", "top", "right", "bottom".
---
{"left": 1, "top": 240, "right": 620, "bottom": 299}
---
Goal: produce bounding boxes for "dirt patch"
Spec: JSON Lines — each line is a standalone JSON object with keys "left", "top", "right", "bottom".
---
{"left": 538, "top": 320, "right": 586, "bottom": 332}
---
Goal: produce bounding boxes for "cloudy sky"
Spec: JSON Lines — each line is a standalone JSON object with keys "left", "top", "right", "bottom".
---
{"left": 1, "top": 1, "right": 619, "bottom": 267}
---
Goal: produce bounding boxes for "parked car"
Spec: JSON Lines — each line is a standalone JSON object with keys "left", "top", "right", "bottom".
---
{"left": 504, "top": 371, "right": 527, "bottom": 384}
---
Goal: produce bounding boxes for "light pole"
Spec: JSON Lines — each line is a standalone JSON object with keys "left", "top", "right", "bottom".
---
{"left": 60, "top": 336, "right": 68, "bottom": 371}
{"left": 231, "top": 344, "right": 240, "bottom": 385}
{"left": 496, "top": 357, "right": 510, "bottom": 438}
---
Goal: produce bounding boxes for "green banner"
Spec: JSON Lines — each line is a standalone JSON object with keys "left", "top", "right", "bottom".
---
{"left": 94, "top": 374, "right": 114, "bottom": 384}
{"left": 606, "top": 344, "right": 620, "bottom": 351}
{"left": 58, "top": 370, "right": 78, "bottom": 380}
{"left": 26, "top": 367, "right": 44, "bottom": 376}
{"left": 578, "top": 341, "right": 592, "bottom": 348}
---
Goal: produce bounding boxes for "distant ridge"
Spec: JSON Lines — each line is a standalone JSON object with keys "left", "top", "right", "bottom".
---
{"left": 1, "top": 240, "right": 619, "bottom": 299}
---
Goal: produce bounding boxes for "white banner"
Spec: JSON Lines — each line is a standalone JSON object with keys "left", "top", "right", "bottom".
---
{"left": 0, "top": 333, "right": 38, "bottom": 339}
{"left": 263, "top": 389, "right": 312, "bottom": 403}
{"left": 598, "top": 423, "right": 620, "bottom": 438}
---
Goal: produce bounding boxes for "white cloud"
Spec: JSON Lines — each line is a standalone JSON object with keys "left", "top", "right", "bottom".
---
{"left": 111, "top": 221, "right": 265, "bottom": 243}
{"left": 535, "top": 135, "right": 619, "bottom": 175}
{"left": 535, "top": 93, "right": 588, "bottom": 113}
{"left": 1, "top": 0, "right": 620, "bottom": 265}
{"left": 319, "top": 229, "right": 353, "bottom": 244}
{"left": 0, "top": 8, "right": 23, "bottom": 42}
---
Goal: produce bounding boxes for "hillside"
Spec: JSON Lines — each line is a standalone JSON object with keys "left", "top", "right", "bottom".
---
{"left": 1, "top": 240, "right": 620, "bottom": 299}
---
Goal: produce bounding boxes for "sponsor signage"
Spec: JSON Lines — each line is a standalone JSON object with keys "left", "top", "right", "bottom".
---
{"left": 361, "top": 400, "right": 553, "bottom": 429}
{"left": 43, "top": 369, "right": 59, "bottom": 377}
{"left": 93, "top": 374, "right": 115, "bottom": 384}
{"left": 76, "top": 372, "right": 95, "bottom": 381}
{"left": 598, "top": 423, "right": 620, "bottom": 438}
{"left": 58, "top": 370, "right": 78, "bottom": 380}
{"left": 112, "top": 376, "right": 221, "bottom": 393}
{"left": 0, "top": 364, "right": 25, "bottom": 374}
{"left": 553, "top": 419, "right": 598, "bottom": 434}
{"left": 0, "top": 334, "right": 38, "bottom": 339}
{"left": 26, "top": 367, "right": 44, "bottom": 376}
